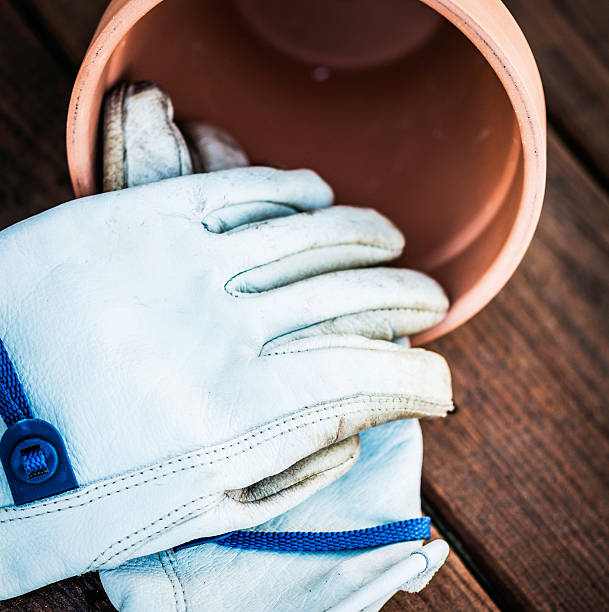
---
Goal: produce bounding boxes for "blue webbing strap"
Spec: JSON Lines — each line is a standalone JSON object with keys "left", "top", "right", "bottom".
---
{"left": 0, "top": 338, "right": 33, "bottom": 426}
{"left": 0, "top": 339, "right": 48, "bottom": 476}
{"left": 177, "top": 517, "right": 431, "bottom": 553}
{"left": 21, "top": 446, "right": 49, "bottom": 478}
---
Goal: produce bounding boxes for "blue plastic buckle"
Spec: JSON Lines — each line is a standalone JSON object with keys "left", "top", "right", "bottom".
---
{"left": 0, "top": 418, "right": 78, "bottom": 505}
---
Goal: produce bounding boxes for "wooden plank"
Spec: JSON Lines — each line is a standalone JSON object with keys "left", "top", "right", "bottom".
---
{"left": 541, "top": 0, "right": 609, "bottom": 63}
{"left": 19, "top": 0, "right": 109, "bottom": 66}
{"left": 423, "top": 130, "right": 609, "bottom": 610}
{"left": 0, "top": 575, "right": 113, "bottom": 612}
{"left": 387, "top": 528, "right": 498, "bottom": 611}
{"left": 0, "top": 1, "right": 74, "bottom": 231}
{"left": 503, "top": 0, "right": 609, "bottom": 182}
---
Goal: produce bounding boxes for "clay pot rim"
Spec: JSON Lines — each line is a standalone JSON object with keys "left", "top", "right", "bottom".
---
{"left": 66, "top": 0, "right": 546, "bottom": 344}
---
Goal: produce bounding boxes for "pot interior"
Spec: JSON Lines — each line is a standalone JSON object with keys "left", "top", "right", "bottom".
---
{"left": 97, "top": 0, "right": 524, "bottom": 312}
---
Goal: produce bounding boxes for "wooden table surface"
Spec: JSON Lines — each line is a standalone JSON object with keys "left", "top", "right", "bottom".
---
{"left": 1, "top": 1, "right": 608, "bottom": 610}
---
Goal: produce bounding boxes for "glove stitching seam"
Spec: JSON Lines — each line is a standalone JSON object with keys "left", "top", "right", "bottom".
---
{"left": 201, "top": 202, "right": 299, "bottom": 233}
{"left": 158, "top": 551, "right": 182, "bottom": 612}
{"left": 259, "top": 307, "right": 447, "bottom": 356}
{"left": 158, "top": 549, "right": 187, "bottom": 612}
{"left": 262, "top": 344, "right": 422, "bottom": 357}
{"left": 223, "top": 243, "right": 397, "bottom": 297}
{"left": 89, "top": 494, "right": 221, "bottom": 569}
{"left": 166, "top": 550, "right": 188, "bottom": 612}
{"left": 0, "top": 395, "right": 450, "bottom": 522}
{"left": 0, "top": 394, "right": 434, "bottom": 512}
{"left": 0, "top": 396, "right": 449, "bottom": 522}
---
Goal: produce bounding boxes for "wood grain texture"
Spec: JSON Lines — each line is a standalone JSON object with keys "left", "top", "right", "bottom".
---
{"left": 387, "top": 528, "right": 498, "bottom": 612}
{"left": 423, "top": 130, "right": 609, "bottom": 610}
{"left": 503, "top": 0, "right": 609, "bottom": 183}
{"left": 0, "top": 3, "right": 74, "bottom": 231}
{"left": 19, "top": 0, "right": 109, "bottom": 66}
{"left": 0, "top": 575, "right": 113, "bottom": 612}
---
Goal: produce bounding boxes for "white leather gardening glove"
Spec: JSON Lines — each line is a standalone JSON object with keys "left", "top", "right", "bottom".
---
{"left": 0, "top": 106, "right": 452, "bottom": 600}
{"left": 97, "top": 82, "right": 449, "bottom": 612}
{"left": 102, "top": 419, "right": 448, "bottom": 612}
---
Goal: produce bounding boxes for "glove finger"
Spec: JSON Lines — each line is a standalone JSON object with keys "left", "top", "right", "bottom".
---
{"left": 222, "top": 205, "right": 403, "bottom": 283}
{"left": 102, "top": 81, "right": 193, "bottom": 192}
{"left": 261, "top": 303, "right": 445, "bottom": 354}
{"left": 180, "top": 120, "right": 249, "bottom": 172}
{"left": 329, "top": 540, "right": 450, "bottom": 612}
{"left": 236, "top": 266, "right": 447, "bottom": 343}
{"left": 224, "top": 346, "right": 451, "bottom": 482}
{"left": 126, "top": 167, "right": 332, "bottom": 221}
{"left": 203, "top": 201, "right": 298, "bottom": 233}
{"left": 257, "top": 344, "right": 452, "bottom": 420}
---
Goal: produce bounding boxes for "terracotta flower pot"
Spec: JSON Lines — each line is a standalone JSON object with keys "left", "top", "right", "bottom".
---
{"left": 67, "top": 0, "right": 546, "bottom": 343}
